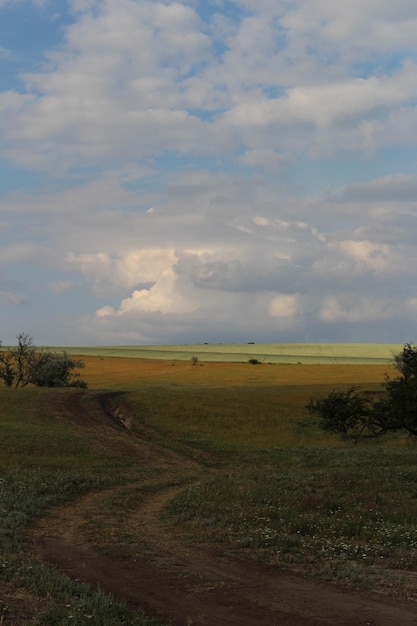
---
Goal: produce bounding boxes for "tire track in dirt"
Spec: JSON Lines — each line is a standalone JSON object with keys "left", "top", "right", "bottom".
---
{"left": 30, "top": 394, "right": 417, "bottom": 626}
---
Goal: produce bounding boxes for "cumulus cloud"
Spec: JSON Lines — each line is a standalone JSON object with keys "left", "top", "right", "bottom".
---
{"left": 269, "top": 294, "right": 302, "bottom": 320}
{"left": 338, "top": 240, "right": 391, "bottom": 272}
{"left": 2, "top": 0, "right": 227, "bottom": 169}
{"left": 3, "top": 0, "right": 417, "bottom": 169}
{"left": 1, "top": 0, "right": 417, "bottom": 344}
{"left": 225, "top": 69, "right": 417, "bottom": 128}
{"left": 96, "top": 266, "right": 195, "bottom": 317}
{"left": 68, "top": 248, "right": 179, "bottom": 293}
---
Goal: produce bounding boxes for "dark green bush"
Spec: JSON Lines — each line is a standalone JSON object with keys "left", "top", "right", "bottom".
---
{"left": 307, "top": 344, "right": 417, "bottom": 439}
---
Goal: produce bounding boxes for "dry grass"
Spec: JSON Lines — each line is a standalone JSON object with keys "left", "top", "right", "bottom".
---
{"left": 80, "top": 356, "right": 395, "bottom": 390}
{"left": 74, "top": 358, "right": 397, "bottom": 452}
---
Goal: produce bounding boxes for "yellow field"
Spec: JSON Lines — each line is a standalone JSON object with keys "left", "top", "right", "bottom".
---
{"left": 79, "top": 356, "right": 396, "bottom": 390}
{"left": 73, "top": 357, "right": 398, "bottom": 451}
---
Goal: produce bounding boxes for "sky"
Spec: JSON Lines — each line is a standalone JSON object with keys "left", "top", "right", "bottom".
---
{"left": 1, "top": 0, "right": 417, "bottom": 346}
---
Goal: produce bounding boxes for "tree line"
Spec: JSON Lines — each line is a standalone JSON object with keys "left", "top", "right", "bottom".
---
{"left": 0, "top": 333, "right": 87, "bottom": 388}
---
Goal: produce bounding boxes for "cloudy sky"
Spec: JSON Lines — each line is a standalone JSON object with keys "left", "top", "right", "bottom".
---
{"left": 1, "top": 0, "right": 417, "bottom": 346}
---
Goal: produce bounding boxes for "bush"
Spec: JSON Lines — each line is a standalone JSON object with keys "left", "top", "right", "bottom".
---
{"left": 307, "top": 344, "right": 417, "bottom": 439}
{"left": 307, "top": 387, "right": 370, "bottom": 435}
{"left": 0, "top": 334, "right": 87, "bottom": 388}
{"left": 31, "top": 352, "right": 86, "bottom": 388}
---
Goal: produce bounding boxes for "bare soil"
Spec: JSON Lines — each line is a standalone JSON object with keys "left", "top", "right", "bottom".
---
{"left": 30, "top": 394, "right": 417, "bottom": 626}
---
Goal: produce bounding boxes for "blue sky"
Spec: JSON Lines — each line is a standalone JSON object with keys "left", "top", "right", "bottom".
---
{"left": 1, "top": 0, "right": 417, "bottom": 345}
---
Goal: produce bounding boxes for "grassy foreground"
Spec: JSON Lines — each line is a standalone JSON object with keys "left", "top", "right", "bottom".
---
{"left": 2, "top": 355, "right": 417, "bottom": 623}
{"left": 0, "top": 387, "right": 162, "bottom": 625}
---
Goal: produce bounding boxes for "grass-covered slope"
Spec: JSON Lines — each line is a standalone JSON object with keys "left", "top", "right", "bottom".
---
{"left": 2, "top": 357, "right": 417, "bottom": 624}
{"left": 0, "top": 387, "right": 163, "bottom": 625}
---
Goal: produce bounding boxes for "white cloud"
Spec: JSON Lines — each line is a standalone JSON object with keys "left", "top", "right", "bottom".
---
{"left": 68, "top": 248, "right": 178, "bottom": 292}
{"left": 280, "top": 0, "right": 417, "bottom": 53}
{"left": 3, "top": 0, "right": 417, "bottom": 171}
{"left": 224, "top": 67, "right": 417, "bottom": 129}
{"left": 96, "top": 266, "right": 195, "bottom": 317}
{"left": 0, "top": 291, "right": 24, "bottom": 305}
{"left": 1, "top": 0, "right": 226, "bottom": 169}
{"left": 269, "top": 294, "right": 301, "bottom": 319}
{"left": 2, "top": 1, "right": 417, "bottom": 344}
{"left": 338, "top": 240, "right": 391, "bottom": 271}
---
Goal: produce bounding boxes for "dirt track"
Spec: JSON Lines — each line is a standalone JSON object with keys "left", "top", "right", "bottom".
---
{"left": 31, "top": 396, "right": 417, "bottom": 626}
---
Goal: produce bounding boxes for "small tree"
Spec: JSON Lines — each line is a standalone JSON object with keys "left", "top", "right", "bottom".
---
{"left": 0, "top": 334, "right": 87, "bottom": 388}
{"left": 392, "top": 343, "right": 417, "bottom": 381}
{"left": 0, "top": 345, "right": 15, "bottom": 387}
{"left": 382, "top": 377, "right": 417, "bottom": 436}
{"left": 307, "top": 387, "right": 371, "bottom": 436}
{"left": 307, "top": 343, "right": 417, "bottom": 440}
{"left": 0, "top": 333, "right": 37, "bottom": 387}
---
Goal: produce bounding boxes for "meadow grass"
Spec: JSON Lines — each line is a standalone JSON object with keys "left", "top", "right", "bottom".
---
{"left": 82, "top": 357, "right": 417, "bottom": 596}
{"left": 1, "top": 354, "right": 416, "bottom": 623}
{"left": 164, "top": 446, "right": 417, "bottom": 594}
{"left": 0, "top": 387, "right": 163, "bottom": 625}
{"left": 80, "top": 358, "right": 394, "bottom": 452}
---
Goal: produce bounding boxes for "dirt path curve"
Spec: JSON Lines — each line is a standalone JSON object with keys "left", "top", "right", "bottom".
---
{"left": 31, "top": 395, "right": 417, "bottom": 626}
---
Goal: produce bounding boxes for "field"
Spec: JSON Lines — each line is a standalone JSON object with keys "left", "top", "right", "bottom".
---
{"left": 2, "top": 350, "right": 417, "bottom": 624}
{"left": 59, "top": 342, "right": 403, "bottom": 364}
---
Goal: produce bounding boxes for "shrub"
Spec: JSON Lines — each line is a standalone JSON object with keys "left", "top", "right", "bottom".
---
{"left": 307, "top": 344, "right": 417, "bottom": 439}
{"left": 30, "top": 352, "right": 86, "bottom": 388}
{"left": 0, "top": 333, "right": 87, "bottom": 388}
{"left": 307, "top": 387, "right": 370, "bottom": 435}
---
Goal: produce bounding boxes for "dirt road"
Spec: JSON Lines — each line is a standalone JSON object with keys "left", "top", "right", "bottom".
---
{"left": 31, "top": 396, "right": 417, "bottom": 626}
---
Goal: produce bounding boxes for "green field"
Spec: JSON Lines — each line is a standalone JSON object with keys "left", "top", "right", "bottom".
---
{"left": 59, "top": 342, "right": 402, "bottom": 364}
{"left": 2, "top": 355, "right": 417, "bottom": 624}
